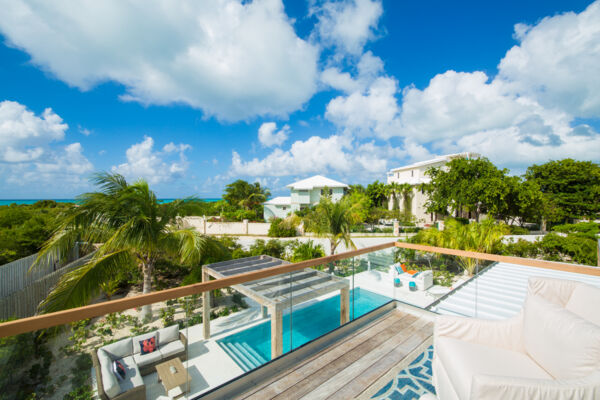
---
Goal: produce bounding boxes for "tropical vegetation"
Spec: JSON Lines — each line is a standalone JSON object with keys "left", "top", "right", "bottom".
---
{"left": 33, "top": 173, "right": 224, "bottom": 317}
{"left": 303, "top": 195, "right": 356, "bottom": 256}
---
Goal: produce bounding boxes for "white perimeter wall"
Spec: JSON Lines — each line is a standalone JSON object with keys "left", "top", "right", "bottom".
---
{"left": 183, "top": 217, "right": 270, "bottom": 236}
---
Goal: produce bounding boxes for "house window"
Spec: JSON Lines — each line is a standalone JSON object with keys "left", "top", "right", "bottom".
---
{"left": 411, "top": 170, "right": 414, "bottom": 177}
{"left": 321, "top": 188, "right": 333, "bottom": 196}
{"left": 282, "top": 206, "right": 287, "bottom": 210}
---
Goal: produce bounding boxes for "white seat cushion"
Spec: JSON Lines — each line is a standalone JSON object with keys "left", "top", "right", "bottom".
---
{"left": 102, "top": 338, "right": 133, "bottom": 360}
{"left": 158, "top": 325, "right": 180, "bottom": 345}
{"left": 119, "top": 355, "right": 144, "bottom": 391}
{"left": 159, "top": 340, "right": 185, "bottom": 359}
{"left": 565, "top": 283, "right": 600, "bottom": 326}
{"left": 436, "top": 336, "right": 551, "bottom": 400}
{"left": 133, "top": 349, "right": 162, "bottom": 367}
{"left": 98, "top": 349, "right": 121, "bottom": 398}
{"left": 524, "top": 294, "right": 600, "bottom": 379}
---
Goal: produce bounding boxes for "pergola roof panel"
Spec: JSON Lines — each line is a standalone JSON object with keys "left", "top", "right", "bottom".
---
{"left": 204, "top": 255, "right": 349, "bottom": 309}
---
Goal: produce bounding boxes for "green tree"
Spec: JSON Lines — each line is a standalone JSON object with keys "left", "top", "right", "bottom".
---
{"left": 223, "top": 179, "right": 271, "bottom": 215}
{"left": 525, "top": 159, "right": 600, "bottom": 224}
{"left": 386, "top": 182, "right": 402, "bottom": 211}
{"left": 304, "top": 196, "right": 356, "bottom": 256}
{"left": 411, "top": 218, "right": 508, "bottom": 274}
{"left": 289, "top": 240, "right": 325, "bottom": 262}
{"left": 347, "top": 184, "right": 366, "bottom": 194}
{"left": 33, "top": 173, "right": 224, "bottom": 318}
{"left": 399, "top": 183, "right": 415, "bottom": 222}
{"left": 344, "top": 190, "right": 372, "bottom": 223}
{"left": 366, "top": 181, "right": 389, "bottom": 208}
{"left": 424, "top": 158, "right": 513, "bottom": 221}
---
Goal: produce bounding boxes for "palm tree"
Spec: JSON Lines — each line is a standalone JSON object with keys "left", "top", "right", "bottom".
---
{"left": 399, "top": 183, "right": 414, "bottom": 222}
{"left": 33, "top": 173, "right": 224, "bottom": 319}
{"left": 304, "top": 196, "right": 356, "bottom": 260}
{"left": 386, "top": 182, "right": 401, "bottom": 211}
{"left": 413, "top": 218, "right": 508, "bottom": 275}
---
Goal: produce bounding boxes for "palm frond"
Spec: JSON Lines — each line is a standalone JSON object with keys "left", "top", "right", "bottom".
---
{"left": 39, "top": 249, "right": 133, "bottom": 313}
{"left": 161, "top": 229, "right": 226, "bottom": 265}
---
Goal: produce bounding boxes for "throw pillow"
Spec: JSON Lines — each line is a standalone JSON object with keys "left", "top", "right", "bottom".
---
{"left": 112, "top": 359, "right": 126, "bottom": 381}
{"left": 139, "top": 336, "right": 157, "bottom": 355}
{"left": 523, "top": 294, "right": 600, "bottom": 379}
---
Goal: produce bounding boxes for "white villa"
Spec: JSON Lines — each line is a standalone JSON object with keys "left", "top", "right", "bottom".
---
{"left": 263, "top": 175, "right": 348, "bottom": 221}
{"left": 387, "top": 152, "right": 480, "bottom": 224}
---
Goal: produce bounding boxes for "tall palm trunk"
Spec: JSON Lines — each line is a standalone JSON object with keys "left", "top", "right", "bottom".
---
{"left": 328, "top": 239, "right": 338, "bottom": 274}
{"left": 141, "top": 260, "right": 154, "bottom": 321}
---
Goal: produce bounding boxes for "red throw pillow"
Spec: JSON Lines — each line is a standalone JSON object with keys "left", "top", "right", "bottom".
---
{"left": 139, "top": 336, "right": 157, "bottom": 355}
{"left": 113, "top": 359, "right": 126, "bottom": 380}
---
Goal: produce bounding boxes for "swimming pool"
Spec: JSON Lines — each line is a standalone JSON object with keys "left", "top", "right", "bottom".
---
{"left": 217, "top": 287, "right": 392, "bottom": 371}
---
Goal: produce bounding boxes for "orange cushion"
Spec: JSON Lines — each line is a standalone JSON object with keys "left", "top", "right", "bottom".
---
{"left": 407, "top": 270, "right": 418, "bottom": 275}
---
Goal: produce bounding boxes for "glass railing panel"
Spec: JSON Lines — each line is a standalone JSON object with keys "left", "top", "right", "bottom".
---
{"left": 0, "top": 297, "right": 193, "bottom": 400}
{"left": 347, "top": 248, "right": 398, "bottom": 316}
{"left": 393, "top": 244, "right": 497, "bottom": 318}
{"left": 195, "top": 270, "right": 294, "bottom": 394}
{"left": 287, "top": 260, "right": 347, "bottom": 352}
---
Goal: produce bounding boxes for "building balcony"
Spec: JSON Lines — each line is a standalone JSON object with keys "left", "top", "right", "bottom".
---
{"left": 0, "top": 242, "right": 598, "bottom": 399}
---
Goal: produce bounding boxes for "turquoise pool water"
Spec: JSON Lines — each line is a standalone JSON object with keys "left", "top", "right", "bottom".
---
{"left": 217, "top": 288, "right": 391, "bottom": 371}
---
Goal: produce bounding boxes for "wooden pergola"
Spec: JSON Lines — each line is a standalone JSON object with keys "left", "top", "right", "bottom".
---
{"left": 202, "top": 255, "right": 350, "bottom": 359}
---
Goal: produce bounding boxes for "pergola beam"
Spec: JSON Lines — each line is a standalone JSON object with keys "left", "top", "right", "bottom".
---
{"left": 202, "top": 256, "right": 351, "bottom": 360}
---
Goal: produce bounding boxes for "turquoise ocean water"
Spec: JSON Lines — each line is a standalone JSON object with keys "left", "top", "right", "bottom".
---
{"left": 0, "top": 198, "right": 220, "bottom": 206}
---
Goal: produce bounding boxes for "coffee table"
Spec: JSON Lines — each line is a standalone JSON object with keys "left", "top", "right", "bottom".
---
{"left": 156, "top": 357, "right": 189, "bottom": 397}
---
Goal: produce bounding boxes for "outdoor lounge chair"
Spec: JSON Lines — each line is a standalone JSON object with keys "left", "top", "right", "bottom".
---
{"left": 430, "top": 276, "right": 600, "bottom": 399}
{"left": 393, "top": 263, "right": 433, "bottom": 291}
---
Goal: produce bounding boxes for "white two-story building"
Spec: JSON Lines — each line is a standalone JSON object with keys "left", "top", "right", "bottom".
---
{"left": 263, "top": 175, "right": 348, "bottom": 221}
{"left": 387, "top": 152, "right": 480, "bottom": 224}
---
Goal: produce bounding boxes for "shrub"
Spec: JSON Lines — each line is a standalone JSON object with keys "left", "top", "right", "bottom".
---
{"left": 268, "top": 217, "right": 297, "bottom": 237}
{"left": 501, "top": 239, "right": 539, "bottom": 258}
{"left": 289, "top": 240, "right": 325, "bottom": 262}
{"left": 249, "top": 239, "right": 286, "bottom": 258}
{"left": 507, "top": 225, "right": 530, "bottom": 235}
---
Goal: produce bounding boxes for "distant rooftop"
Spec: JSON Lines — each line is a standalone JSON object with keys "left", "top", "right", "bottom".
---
{"left": 389, "top": 152, "right": 480, "bottom": 173}
{"left": 263, "top": 196, "right": 291, "bottom": 205}
{"left": 286, "top": 175, "right": 348, "bottom": 190}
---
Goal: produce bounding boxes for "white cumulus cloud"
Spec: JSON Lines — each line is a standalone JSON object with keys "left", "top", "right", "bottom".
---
{"left": 0, "top": 0, "right": 320, "bottom": 121}
{"left": 498, "top": 1, "right": 600, "bottom": 118}
{"left": 257, "top": 122, "right": 290, "bottom": 147}
{"left": 231, "top": 133, "right": 408, "bottom": 181}
{"left": 312, "top": 0, "right": 383, "bottom": 56}
{"left": 0, "top": 100, "right": 67, "bottom": 162}
{"left": 325, "top": 76, "right": 401, "bottom": 138}
{"left": 112, "top": 136, "right": 191, "bottom": 184}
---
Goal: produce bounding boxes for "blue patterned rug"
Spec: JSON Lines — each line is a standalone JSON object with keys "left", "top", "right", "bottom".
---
{"left": 371, "top": 346, "right": 435, "bottom": 400}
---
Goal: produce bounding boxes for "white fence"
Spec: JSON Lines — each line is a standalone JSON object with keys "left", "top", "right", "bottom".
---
{"left": 183, "top": 217, "right": 271, "bottom": 236}
{"left": 0, "top": 245, "right": 91, "bottom": 320}
{"left": 0, "top": 244, "right": 79, "bottom": 298}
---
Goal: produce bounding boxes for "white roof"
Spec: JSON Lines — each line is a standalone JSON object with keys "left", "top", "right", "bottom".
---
{"left": 430, "top": 262, "right": 600, "bottom": 320}
{"left": 286, "top": 175, "right": 348, "bottom": 190}
{"left": 263, "top": 196, "right": 291, "bottom": 205}
{"left": 389, "top": 152, "right": 480, "bottom": 173}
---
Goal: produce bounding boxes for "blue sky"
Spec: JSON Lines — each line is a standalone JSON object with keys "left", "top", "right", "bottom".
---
{"left": 0, "top": 0, "right": 598, "bottom": 199}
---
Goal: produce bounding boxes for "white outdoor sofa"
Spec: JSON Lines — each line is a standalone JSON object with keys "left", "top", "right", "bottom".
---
{"left": 429, "top": 276, "right": 600, "bottom": 399}
{"left": 92, "top": 324, "right": 187, "bottom": 400}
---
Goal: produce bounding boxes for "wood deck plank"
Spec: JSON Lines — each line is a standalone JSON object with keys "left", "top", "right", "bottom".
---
{"left": 299, "top": 318, "right": 432, "bottom": 400}
{"left": 238, "top": 311, "right": 403, "bottom": 400}
{"left": 236, "top": 309, "right": 433, "bottom": 400}
{"left": 323, "top": 320, "right": 433, "bottom": 400}
{"left": 269, "top": 314, "right": 418, "bottom": 400}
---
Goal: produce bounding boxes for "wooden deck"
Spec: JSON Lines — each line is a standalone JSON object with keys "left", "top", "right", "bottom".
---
{"left": 235, "top": 308, "right": 434, "bottom": 400}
